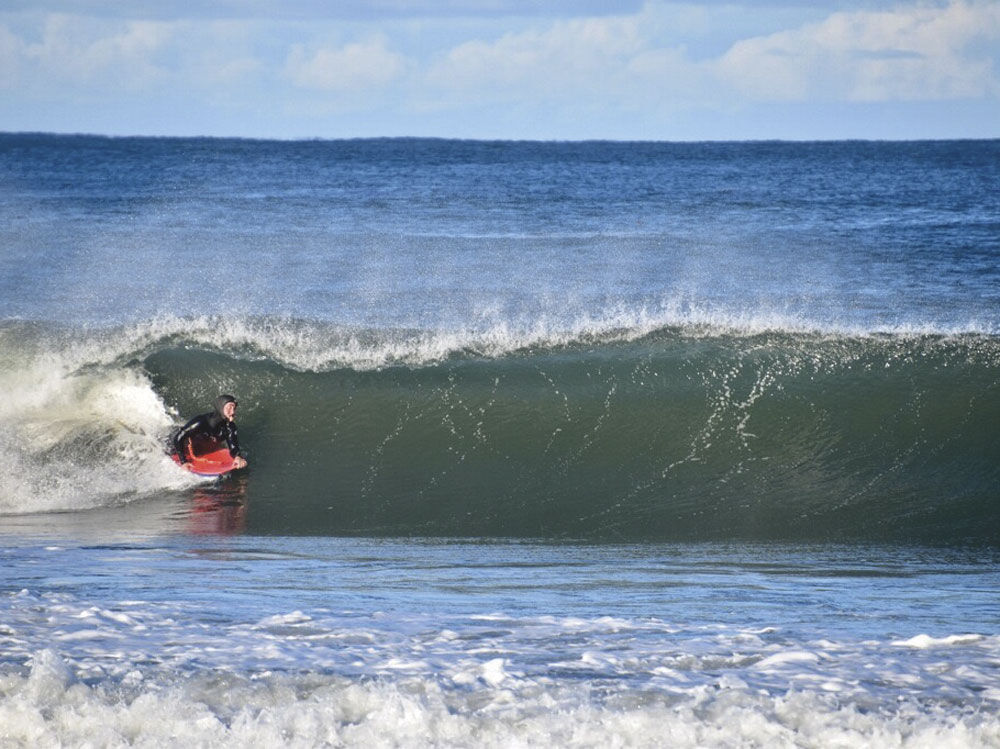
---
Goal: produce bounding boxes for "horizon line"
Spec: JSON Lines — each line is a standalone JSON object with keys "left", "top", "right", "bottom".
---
{"left": 3, "top": 130, "right": 999, "bottom": 146}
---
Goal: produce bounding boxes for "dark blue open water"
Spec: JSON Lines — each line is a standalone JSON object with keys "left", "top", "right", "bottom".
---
{"left": 0, "top": 134, "right": 998, "bottom": 746}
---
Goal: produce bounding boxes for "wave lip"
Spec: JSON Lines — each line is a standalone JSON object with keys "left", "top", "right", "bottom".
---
{"left": 129, "top": 307, "right": 1000, "bottom": 372}
{"left": 4, "top": 304, "right": 997, "bottom": 373}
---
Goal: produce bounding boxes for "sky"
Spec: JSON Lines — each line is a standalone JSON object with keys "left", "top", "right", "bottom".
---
{"left": 1, "top": 0, "right": 998, "bottom": 140}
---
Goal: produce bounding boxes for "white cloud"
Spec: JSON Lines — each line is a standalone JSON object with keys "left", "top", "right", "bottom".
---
{"left": 2, "top": 1, "right": 998, "bottom": 138}
{"left": 426, "top": 14, "right": 646, "bottom": 96}
{"left": 285, "top": 36, "right": 406, "bottom": 91}
{"left": 429, "top": 18, "right": 642, "bottom": 87}
{"left": 1, "top": 13, "right": 270, "bottom": 97}
{"left": 0, "top": 25, "right": 26, "bottom": 88}
{"left": 23, "top": 14, "right": 173, "bottom": 90}
{"left": 422, "top": 0, "right": 1000, "bottom": 110}
{"left": 717, "top": 0, "right": 1000, "bottom": 101}
{"left": 205, "top": 56, "right": 262, "bottom": 85}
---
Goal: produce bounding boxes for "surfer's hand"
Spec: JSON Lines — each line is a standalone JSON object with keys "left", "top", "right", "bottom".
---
{"left": 234, "top": 457, "right": 247, "bottom": 469}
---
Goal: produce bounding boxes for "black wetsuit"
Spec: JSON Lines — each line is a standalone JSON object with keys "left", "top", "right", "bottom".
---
{"left": 172, "top": 411, "right": 241, "bottom": 464}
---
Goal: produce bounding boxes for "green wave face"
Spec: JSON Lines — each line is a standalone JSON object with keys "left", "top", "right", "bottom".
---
{"left": 142, "top": 330, "right": 1000, "bottom": 543}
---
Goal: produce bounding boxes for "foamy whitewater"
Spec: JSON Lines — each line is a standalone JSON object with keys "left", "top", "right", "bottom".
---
{"left": 1, "top": 135, "right": 998, "bottom": 746}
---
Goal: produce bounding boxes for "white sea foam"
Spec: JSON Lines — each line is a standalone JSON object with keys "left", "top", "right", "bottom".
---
{"left": 753, "top": 650, "right": 821, "bottom": 669}
{"left": 3, "top": 579, "right": 998, "bottom": 748}
{"left": 892, "top": 634, "right": 985, "bottom": 649}
{"left": 1, "top": 647, "right": 998, "bottom": 749}
{"left": 2, "top": 534, "right": 998, "bottom": 749}
{"left": 0, "top": 329, "right": 198, "bottom": 515}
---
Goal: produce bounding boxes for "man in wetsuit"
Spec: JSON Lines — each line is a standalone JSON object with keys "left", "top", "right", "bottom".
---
{"left": 172, "top": 394, "right": 248, "bottom": 471}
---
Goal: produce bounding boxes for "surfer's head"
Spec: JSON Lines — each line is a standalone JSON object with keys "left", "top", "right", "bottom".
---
{"left": 215, "top": 394, "right": 238, "bottom": 421}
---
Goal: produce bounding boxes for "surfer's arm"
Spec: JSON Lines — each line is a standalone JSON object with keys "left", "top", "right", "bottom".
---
{"left": 172, "top": 415, "right": 206, "bottom": 463}
{"left": 224, "top": 422, "right": 247, "bottom": 468}
{"left": 224, "top": 421, "right": 242, "bottom": 459}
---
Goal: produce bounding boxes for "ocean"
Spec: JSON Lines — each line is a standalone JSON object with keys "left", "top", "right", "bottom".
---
{"left": 0, "top": 133, "right": 998, "bottom": 746}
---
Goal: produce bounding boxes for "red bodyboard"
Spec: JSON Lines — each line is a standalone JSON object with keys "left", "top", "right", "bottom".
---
{"left": 171, "top": 435, "right": 239, "bottom": 477}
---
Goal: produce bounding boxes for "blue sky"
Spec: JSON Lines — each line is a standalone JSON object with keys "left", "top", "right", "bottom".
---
{"left": 1, "top": 0, "right": 997, "bottom": 140}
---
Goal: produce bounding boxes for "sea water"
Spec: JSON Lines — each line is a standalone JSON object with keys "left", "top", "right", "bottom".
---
{"left": 0, "top": 134, "right": 998, "bottom": 746}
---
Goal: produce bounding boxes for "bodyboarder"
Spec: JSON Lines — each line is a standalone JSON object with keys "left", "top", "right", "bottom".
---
{"left": 171, "top": 394, "right": 248, "bottom": 471}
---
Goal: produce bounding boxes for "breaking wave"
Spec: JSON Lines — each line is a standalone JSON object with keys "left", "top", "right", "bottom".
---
{"left": 2, "top": 313, "right": 998, "bottom": 543}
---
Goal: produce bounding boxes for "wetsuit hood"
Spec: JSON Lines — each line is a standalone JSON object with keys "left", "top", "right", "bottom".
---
{"left": 214, "top": 394, "right": 237, "bottom": 418}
